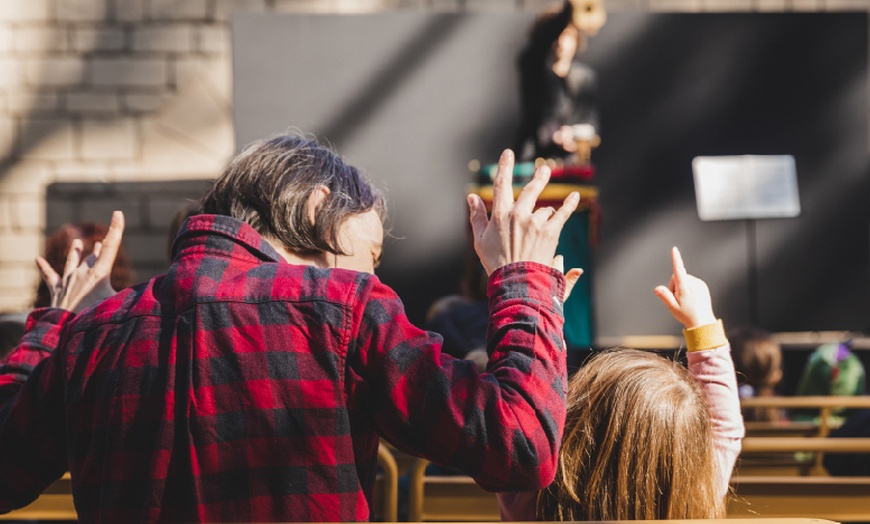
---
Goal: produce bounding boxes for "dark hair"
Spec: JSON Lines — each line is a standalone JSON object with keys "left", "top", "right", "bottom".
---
{"left": 200, "top": 134, "right": 385, "bottom": 256}
{"left": 35, "top": 222, "right": 135, "bottom": 308}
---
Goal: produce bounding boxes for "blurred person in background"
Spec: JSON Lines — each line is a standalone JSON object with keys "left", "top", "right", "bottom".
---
{"left": 729, "top": 325, "right": 785, "bottom": 423}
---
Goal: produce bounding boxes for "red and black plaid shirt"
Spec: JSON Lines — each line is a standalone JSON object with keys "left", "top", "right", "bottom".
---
{"left": 0, "top": 214, "right": 567, "bottom": 522}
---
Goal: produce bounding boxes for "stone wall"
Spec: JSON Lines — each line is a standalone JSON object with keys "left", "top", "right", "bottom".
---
{"left": 0, "top": 0, "right": 868, "bottom": 311}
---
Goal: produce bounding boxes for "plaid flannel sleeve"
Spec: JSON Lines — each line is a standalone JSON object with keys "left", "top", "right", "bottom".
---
{"left": 351, "top": 261, "right": 567, "bottom": 492}
{"left": 0, "top": 308, "right": 72, "bottom": 513}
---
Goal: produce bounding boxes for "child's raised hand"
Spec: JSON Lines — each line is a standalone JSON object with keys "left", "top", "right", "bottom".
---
{"left": 654, "top": 247, "right": 717, "bottom": 329}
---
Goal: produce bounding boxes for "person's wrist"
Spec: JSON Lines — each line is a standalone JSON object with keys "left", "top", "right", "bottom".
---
{"left": 683, "top": 319, "right": 726, "bottom": 352}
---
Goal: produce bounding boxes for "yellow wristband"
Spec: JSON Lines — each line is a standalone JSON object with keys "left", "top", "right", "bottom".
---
{"left": 682, "top": 320, "right": 726, "bottom": 352}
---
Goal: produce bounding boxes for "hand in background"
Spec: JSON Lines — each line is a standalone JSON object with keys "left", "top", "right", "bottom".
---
{"left": 654, "top": 247, "right": 717, "bottom": 329}
{"left": 36, "top": 211, "right": 125, "bottom": 313}
{"left": 467, "top": 149, "right": 582, "bottom": 295}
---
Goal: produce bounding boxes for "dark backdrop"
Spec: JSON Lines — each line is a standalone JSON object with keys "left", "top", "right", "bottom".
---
{"left": 233, "top": 12, "right": 869, "bottom": 338}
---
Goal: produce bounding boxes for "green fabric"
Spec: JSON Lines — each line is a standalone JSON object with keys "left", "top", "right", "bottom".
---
{"left": 792, "top": 343, "right": 866, "bottom": 423}
{"left": 557, "top": 212, "right": 594, "bottom": 351}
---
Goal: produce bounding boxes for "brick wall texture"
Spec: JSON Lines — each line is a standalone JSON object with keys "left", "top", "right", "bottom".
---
{"left": 0, "top": 0, "right": 868, "bottom": 311}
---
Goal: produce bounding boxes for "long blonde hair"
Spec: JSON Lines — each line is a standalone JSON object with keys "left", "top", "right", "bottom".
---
{"left": 537, "top": 349, "right": 724, "bottom": 520}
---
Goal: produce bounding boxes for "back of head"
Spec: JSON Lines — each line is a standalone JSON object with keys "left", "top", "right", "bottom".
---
{"left": 729, "top": 325, "right": 782, "bottom": 399}
{"left": 538, "top": 348, "right": 722, "bottom": 520}
{"left": 200, "top": 133, "right": 385, "bottom": 256}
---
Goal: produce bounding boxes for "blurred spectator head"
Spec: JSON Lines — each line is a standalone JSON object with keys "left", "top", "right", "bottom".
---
{"left": 729, "top": 325, "right": 783, "bottom": 398}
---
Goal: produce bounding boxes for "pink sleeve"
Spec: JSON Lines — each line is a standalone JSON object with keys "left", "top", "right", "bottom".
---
{"left": 687, "top": 344, "right": 745, "bottom": 498}
{"left": 497, "top": 490, "right": 538, "bottom": 521}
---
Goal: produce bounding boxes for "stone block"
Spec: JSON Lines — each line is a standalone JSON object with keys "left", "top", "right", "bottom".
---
{"left": 649, "top": 0, "right": 704, "bottom": 10}
{"left": 755, "top": 0, "right": 787, "bottom": 9}
{"left": 21, "top": 119, "right": 75, "bottom": 160}
{"left": 197, "top": 25, "right": 230, "bottom": 54}
{"left": 172, "top": 56, "right": 231, "bottom": 101}
{"left": 89, "top": 57, "right": 169, "bottom": 87}
{"left": 113, "top": 0, "right": 145, "bottom": 21}
{"left": 65, "top": 90, "right": 121, "bottom": 114}
{"left": 789, "top": 0, "right": 822, "bottom": 9}
{"left": 0, "top": 266, "right": 38, "bottom": 289}
{"left": 0, "top": 117, "right": 18, "bottom": 159}
{"left": 56, "top": 0, "right": 109, "bottom": 22}
{"left": 71, "top": 27, "right": 127, "bottom": 52}
{"left": 52, "top": 162, "right": 112, "bottom": 181}
{"left": 0, "top": 59, "right": 23, "bottom": 87}
{"left": 212, "top": 0, "right": 267, "bottom": 21}
{"left": 429, "top": 0, "right": 465, "bottom": 11}
{"left": 0, "top": 161, "right": 53, "bottom": 193}
{"left": 147, "top": 0, "right": 209, "bottom": 20}
{"left": 0, "top": 25, "right": 13, "bottom": 53}
{"left": 12, "top": 26, "right": 67, "bottom": 53}
{"left": 703, "top": 0, "right": 753, "bottom": 10}
{"left": 7, "top": 194, "right": 44, "bottom": 231}
{"left": 0, "top": 232, "right": 40, "bottom": 262}
{"left": 0, "top": 283, "right": 36, "bottom": 313}
{"left": 123, "top": 91, "right": 167, "bottom": 113}
{"left": 132, "top": 25, "right": 195, "bottom": 52}
{"left": 465, "top": 0, "right": 518, "bottom": 10}
{"left": 331, "top": 0, "right": 400, "bottom": 11}
{"left": 23, "top": 56, "right": 85, "bottom": 87}
{"left": 824, "top": 0, "right": 870, "bottom": 9}
{"left": 395, "top": 0, "right": 428, "bottom": 8}
{"left": 272, "top": 0, "right": 335, "bottom": 13}
{"left": 0, "top": 0, "right": 50, "bottom": 22}
{"left": 80, "top": 118, "right": 138, "bottom": 160}
{"left": 7, "top": 92, "right": 60, "bottom": 116}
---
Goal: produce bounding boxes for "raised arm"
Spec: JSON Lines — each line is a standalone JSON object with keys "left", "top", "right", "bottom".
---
{"left": 356, "top": 151, "right": 581, "bottom": 491}
{"left": 654, "top": 247, "right": 744, "bottom": 498}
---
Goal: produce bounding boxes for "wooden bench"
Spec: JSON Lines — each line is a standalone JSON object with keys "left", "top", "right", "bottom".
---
{"left": 0, "top": 473, "right": 75, "bottom": 521}
{"left": 729, "top": 475, "right": 870, "bottom": 521}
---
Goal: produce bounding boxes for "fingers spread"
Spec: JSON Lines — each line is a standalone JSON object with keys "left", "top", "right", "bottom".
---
{"left": 64, "top": 239, "right": 84, "bottom": 279}
{"left": 550, "top": 192, "right": 580, "bottom": 228}
{"left": 467, "top": 194, "right": 488, "bottom": 240}
{"left": 36, "top": 256, "right": 59, "bottom": 289}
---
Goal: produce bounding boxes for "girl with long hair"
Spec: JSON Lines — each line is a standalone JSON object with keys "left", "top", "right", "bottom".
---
{"left": 499, "top": 247, "right": 744, "bottom": 520}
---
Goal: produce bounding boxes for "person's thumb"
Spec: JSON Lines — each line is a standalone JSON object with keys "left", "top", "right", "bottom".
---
{"left": 563, "top": 268, "right": 584, "bottom": 302}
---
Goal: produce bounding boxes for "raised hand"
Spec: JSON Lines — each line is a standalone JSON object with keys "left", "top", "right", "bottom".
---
{"left": 467, "top": 149, "right": 582, "bottom": 296}
{"left": 654, "top": 247, "right": 717, "bottom": 329}
{"left": 36, "top": 211, "right": 126, "bottom": 313}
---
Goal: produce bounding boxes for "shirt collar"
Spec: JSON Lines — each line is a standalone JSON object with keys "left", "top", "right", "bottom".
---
{"left": 171, "top": 214, "right": 284, "bottom": 263}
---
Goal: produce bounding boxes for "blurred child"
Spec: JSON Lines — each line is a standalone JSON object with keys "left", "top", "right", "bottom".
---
{"left": 729, "top": 325, "right": 784, "bottom": 422}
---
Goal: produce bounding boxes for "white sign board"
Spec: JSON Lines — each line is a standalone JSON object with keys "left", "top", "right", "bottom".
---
{"left": 692, "top": 155, "right": 801, "bottom": 221}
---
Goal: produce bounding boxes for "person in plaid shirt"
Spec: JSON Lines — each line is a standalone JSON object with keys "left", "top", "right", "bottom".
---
{"left": 0, "top": 134, "right": 581, "bottom": 522}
